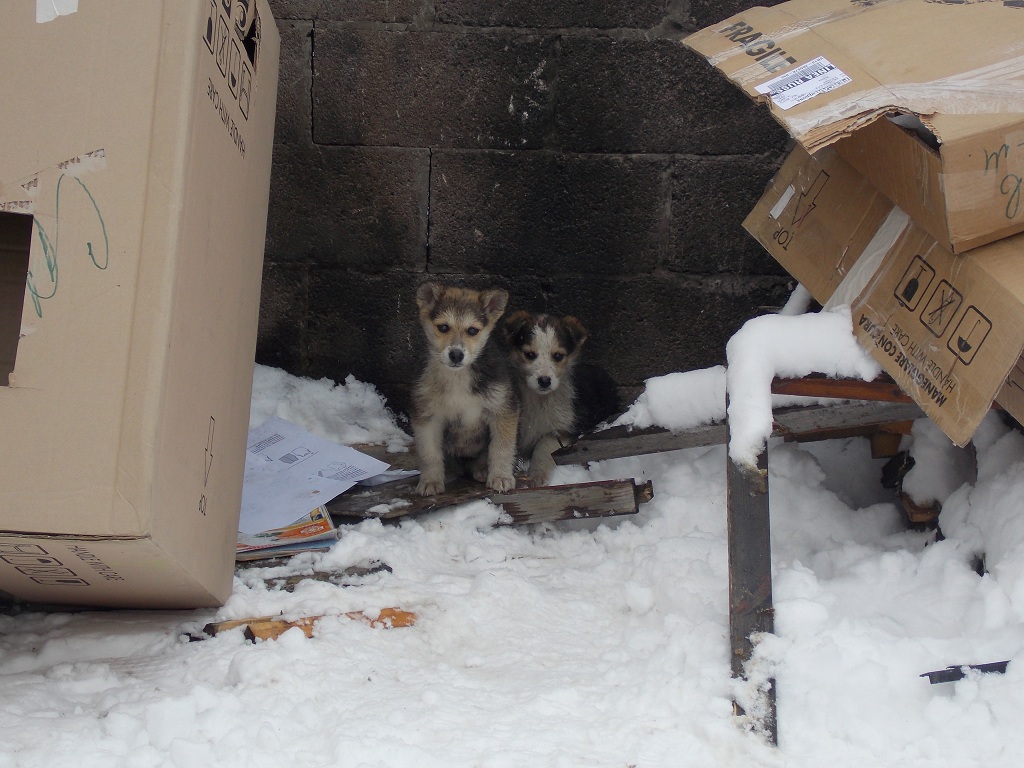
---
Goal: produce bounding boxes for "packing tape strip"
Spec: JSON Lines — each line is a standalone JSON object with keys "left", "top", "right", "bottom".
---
{"left": 824, "top": 206, "right": 910, "bottom": 312}
{"left": 787, "top": 55, "right": 1024, "bottom": 147}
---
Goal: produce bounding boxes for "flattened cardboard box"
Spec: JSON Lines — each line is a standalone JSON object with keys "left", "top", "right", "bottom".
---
{"left": 744, "top": 146, "right": 1024, "bottom": 447}
{"left": 683, "top": 0, "right": 1024, "bottom": 252}
{"left": 0, "top": 1, "right": 280, "bottom": 608}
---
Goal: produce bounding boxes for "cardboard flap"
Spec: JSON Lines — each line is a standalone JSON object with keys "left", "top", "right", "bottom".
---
{"left": 927, "top": 113, "right": 1024, "bottom": 144}
{"left": 683, "top": 0, "right": 1024, "bottom": 152}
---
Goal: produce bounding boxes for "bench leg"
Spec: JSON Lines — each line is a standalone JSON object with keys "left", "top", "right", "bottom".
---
{"left": 726, "top": 442, "right": 777, "bottom": 744}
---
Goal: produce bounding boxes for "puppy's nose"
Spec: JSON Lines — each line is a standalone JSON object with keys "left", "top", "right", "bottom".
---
{"left": 448, "top": 348, "right": 465, "bottom": 365}
{"left": 537, "top": 376, "right": 551, "bottom": 390}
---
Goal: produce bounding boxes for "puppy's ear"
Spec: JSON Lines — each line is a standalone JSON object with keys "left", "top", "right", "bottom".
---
{"left": 416, "top": 281, "right": 443, "bottom": 310}
{"left": 503, "top": 310, "right": 532, "bottom": 344}
{"left": 563, "top": 316, "right": 589, "bottom": 348}
{"left": 480, "top": 288, "right": 509, "bottom": 320}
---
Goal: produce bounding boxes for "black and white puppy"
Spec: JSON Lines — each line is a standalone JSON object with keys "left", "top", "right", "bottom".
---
{"left": 503, "top": 311, "right": 620, "bottom": 486}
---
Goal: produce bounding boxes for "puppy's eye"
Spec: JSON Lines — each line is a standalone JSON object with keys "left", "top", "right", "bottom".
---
{"left": 466, "top": 327, "right": 480, "bottom": 336}
{"left": 436, "top": 323, "right": 450, "bottom": 333}
{"left": 524, "top": 351, "right": 538, "bottom": 361}
{"left": 552, "top": 353, "right": 565, "bottom": 362}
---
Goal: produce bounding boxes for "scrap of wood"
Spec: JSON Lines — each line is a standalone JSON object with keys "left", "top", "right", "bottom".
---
{"left": 899, "top": 491, "right": 941, "bottom": 526}
{"left": 920, "top": 660, "right": 1009, "bottom": 684}
{"left": 494, "top": 479, "right": 652, "bottom": 525}
{"left": 203, "top": 608, "right": 416, "bottom": 641}
{"left": 870, "top": 429, "right": 907, "bottom": 459}
{"left": 327, "top": 476, "right": 651, "bottom": 523}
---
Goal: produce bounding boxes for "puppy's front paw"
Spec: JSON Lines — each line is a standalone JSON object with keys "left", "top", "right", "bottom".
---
{"left": 487, "top": 474, "right": 516, "bottom": 493}
{"left": 469, "top": 455, "right": 489, "bottom": 484}
{"left": 525, "top": 472, "right": 550, "bottom": 488}
{"left": 416, "top": 476, "right": 446, "bottom": 496}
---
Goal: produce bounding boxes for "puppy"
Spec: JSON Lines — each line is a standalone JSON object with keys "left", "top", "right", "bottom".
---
{"left": 411, "top": 281, "right": 519, "bottom": 496}
{"left": 503, "top": 311, "right": 621, "bottom": 486}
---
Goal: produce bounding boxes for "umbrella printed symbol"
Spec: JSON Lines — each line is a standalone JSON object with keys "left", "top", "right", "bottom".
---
{"left": 957, "top": 321, "right": 979, "bottom": 355}
{"left": 947, "top": 307, "right": 991, "bottom": 365}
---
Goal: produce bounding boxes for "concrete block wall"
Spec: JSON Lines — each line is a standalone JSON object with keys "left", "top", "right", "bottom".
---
{"left": 259, "top": 0, "right": 792, "bottom": 416}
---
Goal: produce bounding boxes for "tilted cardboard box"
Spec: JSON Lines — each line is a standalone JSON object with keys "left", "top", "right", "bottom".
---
{"left": 744, "top": 146, "right": 1024, "bottom": 446}
{"left": 684, "top": 0, "right": 1024, "bottom": 252}
{"left": 0, "top": 1, "right": 279, "bottom": 608}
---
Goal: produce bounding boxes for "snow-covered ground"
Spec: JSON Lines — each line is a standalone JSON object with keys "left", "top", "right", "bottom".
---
{"left": 3, "top": 308, "right": 1024, "bottom": 767}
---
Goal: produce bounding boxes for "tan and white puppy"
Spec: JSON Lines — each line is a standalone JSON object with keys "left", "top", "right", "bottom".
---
{"left": 504, "top": 311, "right": 620, "bottom": 486}
{"left": 412, "top": 281, "right": 519, "bottom": 496}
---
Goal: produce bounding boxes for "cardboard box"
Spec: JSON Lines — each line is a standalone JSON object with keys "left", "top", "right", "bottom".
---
{"left": 744, "top": 145, "right": 1024, "bottom": 446}
{"left": 0, "top": 1, "right": 280, "bottom": 608}
{"left": 683, "top": 0, "right": 1024, "bottom": 252}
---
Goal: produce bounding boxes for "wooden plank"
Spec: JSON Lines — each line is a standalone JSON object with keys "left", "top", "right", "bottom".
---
{"left": 771, "top": 399, "right": 923, "bottom": 439}
{"left": 327, "top": 476, "right": 487, "bottom": 520}
{"left": 326, "top": 477, "right": 651, "bottom": 523}
{"left": 551, "top": 422, "right": 727, "bottom": 465}
{"left": 726, "top": 434, "right": 777, "bottom": 744}
{"left": 771, "top": 375, "right": 914, "bottom": 402}
{"left": 495, "top": 479, "right": 653, "bottom": 525}
{"left": 553, "top": 399, "right": 924, "bottom": 466}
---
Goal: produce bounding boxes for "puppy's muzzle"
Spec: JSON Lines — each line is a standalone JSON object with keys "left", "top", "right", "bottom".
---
{"left": 447, "top": 347, "right": 466, "bottom": 367}
{"left": 536, "top": 375, "right": 552, "bottom": 391}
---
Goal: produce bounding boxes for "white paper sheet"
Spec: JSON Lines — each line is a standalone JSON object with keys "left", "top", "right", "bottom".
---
{"left": 239, "top": 417, "right": 389, "bottom": 534}
{"left": 37, "top": 0, "right": 78, "bottom": 23}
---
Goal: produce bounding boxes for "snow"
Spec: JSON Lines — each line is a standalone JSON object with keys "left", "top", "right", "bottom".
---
{"left": 4, "top": 308, "right": 1024, "bottom": 767}
{"left": 724, "top": 306, "right": 881, "bottom": 468}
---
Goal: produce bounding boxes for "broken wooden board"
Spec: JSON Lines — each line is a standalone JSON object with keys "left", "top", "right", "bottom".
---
{"left": 552, "top": 399, "right": 925, "bottom": 466}
{"left": 202, "top": 608, "right": 417, "bottom": 641}
{"left": 326, "top": 476, "right": 652, "bottom": 524}
{"left": 497, "top": 479, "right": 653, "bottom": 525}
